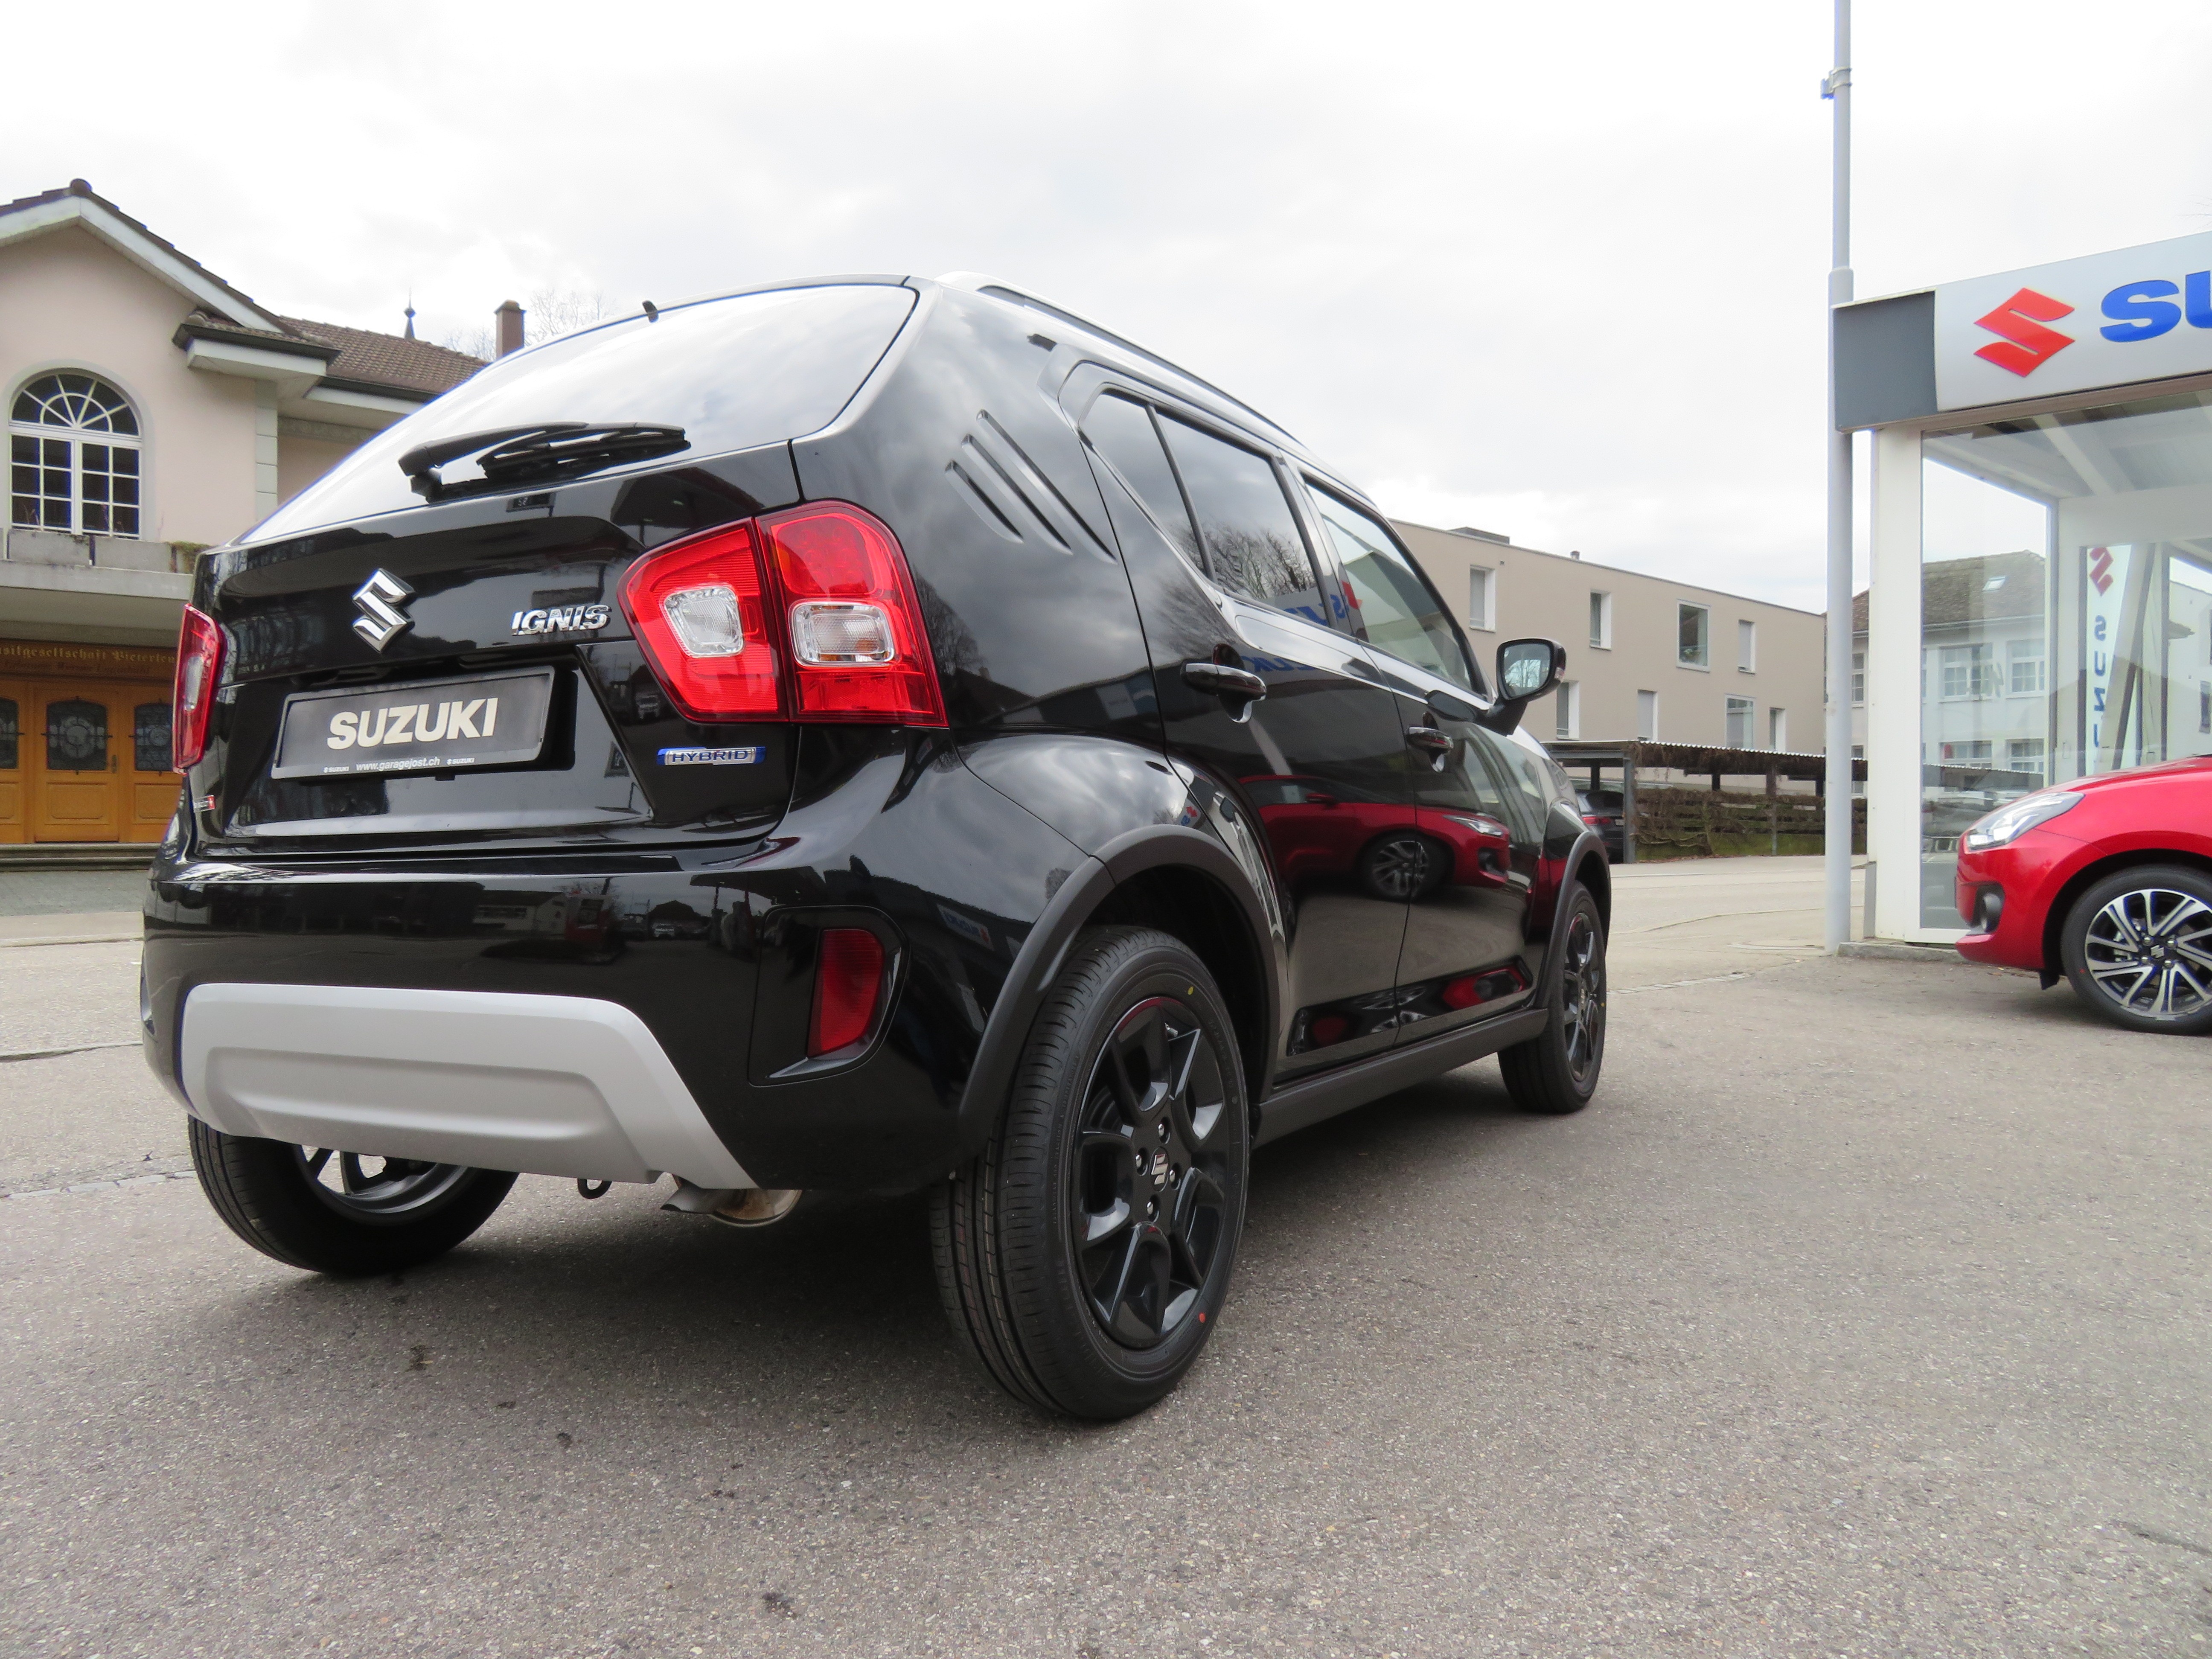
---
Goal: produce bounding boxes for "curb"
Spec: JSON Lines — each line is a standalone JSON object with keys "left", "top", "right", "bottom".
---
{"left": 1838, "top": 940, "right": 1967, "bottom": 964}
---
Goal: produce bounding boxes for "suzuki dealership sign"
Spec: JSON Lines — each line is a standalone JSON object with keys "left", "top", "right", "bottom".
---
{"left": 1934, "top": 230, "right": 2212, "bottom": 410}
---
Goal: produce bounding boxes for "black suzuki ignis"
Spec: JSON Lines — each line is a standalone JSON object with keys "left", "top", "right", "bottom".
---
{"left": 146, "top": 274, "right": 1608, "bottom": 1419}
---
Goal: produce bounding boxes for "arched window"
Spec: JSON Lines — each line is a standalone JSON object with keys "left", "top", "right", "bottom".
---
{"left": 9, "top": 372, "right": 142, "bottom": 537}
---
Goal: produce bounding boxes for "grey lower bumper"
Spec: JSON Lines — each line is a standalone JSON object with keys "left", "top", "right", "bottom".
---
{"left": 178, "top": 983, "right": 754, "bottom": 1187}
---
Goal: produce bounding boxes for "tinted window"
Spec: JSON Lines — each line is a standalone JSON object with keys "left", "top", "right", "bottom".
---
{"left": 251, "top": 284, "right": 918, "bottom": 541}
{"left": 1158, "top": 417, "right": 1327, "bottom": 626}
{"left": 1309, "top": 487, "right": 1474, "bottom": 692}
{"left": 0, "top": 697, "right": 15, "bottom": 769}
{"left": 134, "top": 702, "right": 172, "bottom": 773}
{"left": 1080, "top": 393, "right": 1199, "bottom": 562}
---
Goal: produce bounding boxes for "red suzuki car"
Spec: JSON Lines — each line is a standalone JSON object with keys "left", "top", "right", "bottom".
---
{"left": 1954, "top": 757, "right": 2212, "bottom": 1034}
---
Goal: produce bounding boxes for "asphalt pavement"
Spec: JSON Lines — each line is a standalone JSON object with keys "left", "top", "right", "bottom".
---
{"left": 2, "top": 860, "right": 2207, "bottom": 1657}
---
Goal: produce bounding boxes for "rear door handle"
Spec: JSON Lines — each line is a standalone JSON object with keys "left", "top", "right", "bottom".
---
{"left": 1182, "top": 661, "right": 1268, "bottom": 704}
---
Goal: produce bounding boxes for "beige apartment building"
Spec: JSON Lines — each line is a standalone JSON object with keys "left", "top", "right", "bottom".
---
{"left": 1394, "top": 521, "right": 1827, "bottom": 751}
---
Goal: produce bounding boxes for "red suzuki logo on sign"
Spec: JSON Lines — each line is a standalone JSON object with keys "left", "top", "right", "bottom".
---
{"left": 1973, "top": 288, "right": 2077, "bottom": 377}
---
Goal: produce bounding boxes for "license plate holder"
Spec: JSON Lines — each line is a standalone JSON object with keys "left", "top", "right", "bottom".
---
{"left": 271, "top": 667, "right": 557, "bottom": 781}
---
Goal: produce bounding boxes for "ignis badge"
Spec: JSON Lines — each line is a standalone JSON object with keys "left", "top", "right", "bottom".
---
{"left": 657, "top": 746, "right": 766, "bottom": 767}
{"left": 511, "top": 603, "right": 611, "bottom": 637}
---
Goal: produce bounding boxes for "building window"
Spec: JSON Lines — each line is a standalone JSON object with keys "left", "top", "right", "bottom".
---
{"left": 1637, "top": 690, "right": 1659, "bottom": 740}
{"left": 1939, "top": 642, "right": 1999, "bottom": 700}
{"left": 1769, "top": 707, "right": 1787, "bottom": 751}
{"left": 133, "top": 702, "right": 174, "bottom": 774}
{"left": 1677, "top": 602, "right": 1709, "bottom": 668}
{"left": 0, "top": 696, "right": 17, "bottom": 769}
{"left": 2201, "top": 681, "right": 2210, "bottom": 734}
{"left": 2007, "top": 737, "right": 2046, "bottom": 780}
{"left": 1726, "top": 694, "right": 1754, "bottom": 748}
{"left": 1737, "top": 618, "right": 1757, "bottom": 672}
{"left": 1851, "top": 650, "right": 1865, "bottom": 705}
{"left": 9, "top": 373, "right": 142, "bottom": 536}
{"left": 1939, "top": 739, "right": 1993, "bottom": 771}
{"left": 2007, "top": 635, "right": 2046, "bottom": 696}
{"left": 1589, "top": 590, "right": 1612, "bottom": 649}
{"left": 1467, "top": 566, "right": 1495, "bottom": 631}
{"left": 1554, "top": 680, "right": 1580, "bottom": 739}
{"left": 44, "top": 698, "right": 108, "bottom": 772}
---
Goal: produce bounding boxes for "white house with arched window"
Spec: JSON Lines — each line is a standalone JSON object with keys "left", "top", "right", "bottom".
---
{"left": 0, "top": 179, "right": 486, "bottom": 844}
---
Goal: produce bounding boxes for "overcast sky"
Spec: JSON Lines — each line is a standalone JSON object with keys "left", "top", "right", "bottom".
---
{"left": 12, "top": 1, "right": 2212, "bottom": 611}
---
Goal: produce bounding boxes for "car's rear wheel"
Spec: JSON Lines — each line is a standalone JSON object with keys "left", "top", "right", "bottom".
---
{"left": 188, "top": 1118, "right": 518, "bottom": 1275}
{"left": 2059, "top": 865, "right": 2212, "bottom": 1036}
{"left": 1499, "top": 882, "right": 1607, "bottom": 1114}
{"left": 931, "top": 926, "right": 1249, "bottom": 1420}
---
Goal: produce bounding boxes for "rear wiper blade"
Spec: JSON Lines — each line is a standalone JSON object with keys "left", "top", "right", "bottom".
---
{"left": 399, "top": 422, "right": 689, "bottom": 502}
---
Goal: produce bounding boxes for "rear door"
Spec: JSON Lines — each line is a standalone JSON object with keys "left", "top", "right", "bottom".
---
{"left": 1068, "top": 377, "right": 1417, "bottom": 1073}
{"left": 1299, "top": 483, "right": 1543, "bottom": 1036}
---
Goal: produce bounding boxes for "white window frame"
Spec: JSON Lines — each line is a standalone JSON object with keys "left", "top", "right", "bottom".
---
{"left": 1554, "top": 679, "right": 1580, "bottom": 739}
{"left": 1588, "top": 590, "right": 1612, "bottom": 649}
{"left": 1737, "top": 618, "right": 1757, "bottom": 672}
{"left": 1467, "top": 566, "right": 1496, "bottom": 632}
{"left": 1769, "top": 707, "right": 1787, "bottom": 751}
{"left": 1851, "top": 649, "right": 1866, "bottom": 706}
{"left": 2006, "top": 635, "right": 2046, "bottom": 696}
{"left": 1677, "top": 602, "right": 1710, "bottom": 670}
{"left": 1939, "top": 642, "right": 1999, "bottom": 701}
{"left": 1636, "top": 689, "right": 1659, "bottom": 741}
{"left": 1725, "top": 693, "right": 1755, "bottom": 748}
{"left": 8, "top": 372, "right": 144, "bottom": 538}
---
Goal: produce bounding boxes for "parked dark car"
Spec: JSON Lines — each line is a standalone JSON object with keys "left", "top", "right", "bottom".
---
{"left": 1953, "top": 756, "right": 2212, "bottom": 1034}
{"left": 1576, "top": 786, "right": 1626, "bottom": 862}
{"left": 145, "top": 274, "right": 1610, "bottom": 1418}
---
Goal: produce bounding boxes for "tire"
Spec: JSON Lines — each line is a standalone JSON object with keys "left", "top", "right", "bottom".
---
{"left": 930, "top": 926, "right": 1250, "bottom": 1420}
{"left": 2059, "top": 864, "right": 2212, "bottom": 1036}
{"left": 188, "top": 1118, "right": 519, "bottom": 1275}
{"left": 1499, "top": 882, "right": 1607, "bottom": 1114}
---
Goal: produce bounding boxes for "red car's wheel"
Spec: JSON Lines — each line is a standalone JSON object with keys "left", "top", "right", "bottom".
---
{"left": 2060, "top": 865, "right": 2212, "bottom": 1036}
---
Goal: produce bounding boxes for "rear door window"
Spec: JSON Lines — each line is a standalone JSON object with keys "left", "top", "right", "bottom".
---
{"left": 1306, "top": 485, "right": 1476, "bottom": 693}
{"left": 1157, "top": 416, "right": 1329, "bottom": 627}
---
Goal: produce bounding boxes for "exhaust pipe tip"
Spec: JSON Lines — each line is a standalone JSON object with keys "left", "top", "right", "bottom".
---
{"left": 661, "top": 1179, "right": 803, "bottom": 1229}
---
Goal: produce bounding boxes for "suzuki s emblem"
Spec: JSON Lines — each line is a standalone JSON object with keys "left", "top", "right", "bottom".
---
{"left": 351, "top": 569, "right": 415, "bottom": 650}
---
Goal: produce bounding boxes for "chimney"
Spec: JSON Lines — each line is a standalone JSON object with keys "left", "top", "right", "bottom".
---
{"left": 495, "top": 299, "right": 525, "bottom": 357}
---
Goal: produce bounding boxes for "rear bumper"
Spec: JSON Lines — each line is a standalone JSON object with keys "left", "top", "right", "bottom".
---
{"left": 181, "top": 983, "right": 754, "bottom": 1187}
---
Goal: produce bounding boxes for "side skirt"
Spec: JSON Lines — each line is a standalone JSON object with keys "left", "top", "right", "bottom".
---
{"left": 1253, "top": 1007, "right": 1549, "bottom": 1147}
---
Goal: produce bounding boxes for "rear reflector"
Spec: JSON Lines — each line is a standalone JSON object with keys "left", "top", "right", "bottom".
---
{"left": 810, "top": 928, "right": 887, "bottom": 1058}
{"left": 172, "top": 605, "right": 225, "bottom": 770}
{"left": 619, "top": 504, "right": 946, "bottom": 727}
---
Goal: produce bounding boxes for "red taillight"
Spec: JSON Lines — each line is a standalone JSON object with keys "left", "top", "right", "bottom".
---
{"left": 617, "top": 521, "right": 782, "bottom": 721}
{"left": 761, "top": 503, "right": 946, "bottom": 724}
{"left": 172, "top": 605, "right": 224, "bottom": 770}
{"left": 809, "top": 928, "right": 886, "bottom": 1057}
{"left": 618, "top": 504, "right": 946, "bottom": 728}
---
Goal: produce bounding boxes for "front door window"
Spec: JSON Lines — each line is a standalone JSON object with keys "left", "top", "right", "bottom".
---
{"left": 45, "top": 699, "right": 108, "bottom": 771}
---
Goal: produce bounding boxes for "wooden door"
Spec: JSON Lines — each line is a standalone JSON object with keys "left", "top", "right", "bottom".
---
{"left": 0, "top": 680, "right": 24, "bottom": 843}
{"left": 31, "top": 686, "right": 120, "bottom": 842}
{"left": 120, "top": 684, "right": 183, "bottom": 841}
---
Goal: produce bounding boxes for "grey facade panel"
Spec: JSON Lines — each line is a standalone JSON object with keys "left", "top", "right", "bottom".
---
{"left": 1834, "top": 291, "right": 1937, "bottom": 430}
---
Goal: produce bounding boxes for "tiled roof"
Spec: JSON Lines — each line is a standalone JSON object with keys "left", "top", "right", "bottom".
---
{"left": 7, "top": 180, "right": 485, "bottom": 402}
{"left": 279, "top": 317, "right": 483, "bottom": 396}
{"left": 1850, "top": 549, "right": 2045, "bottom": 636}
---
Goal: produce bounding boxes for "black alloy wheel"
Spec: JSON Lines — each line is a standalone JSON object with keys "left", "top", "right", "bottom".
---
{"left": 2061, "top": 865, "right": 2212, "bottom": 1036}
{"left": 189, "top": 1118, "right": 518, "bottom": 1275}
{"left": 1499, "top": 882, "right": 1608, "bottom": 1114}
{"left": 932, "top": 926, "right": 1250, "bottom": 1420}
{"left": 1071, "top": 996, "right": 1236, "bottom": 1348}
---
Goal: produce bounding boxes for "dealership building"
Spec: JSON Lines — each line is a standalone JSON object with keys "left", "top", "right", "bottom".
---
{"left": 1839, "top": 229, "right": 2212, "bottom": 943}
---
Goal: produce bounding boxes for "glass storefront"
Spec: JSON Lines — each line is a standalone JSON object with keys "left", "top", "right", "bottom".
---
{"left": 1919, "top": 390, "right": 2212, "bottom": 928}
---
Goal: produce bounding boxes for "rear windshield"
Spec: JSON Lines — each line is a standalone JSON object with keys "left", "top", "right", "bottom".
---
{"left": 249, "top": 283, "right": 917, "bottom": 541}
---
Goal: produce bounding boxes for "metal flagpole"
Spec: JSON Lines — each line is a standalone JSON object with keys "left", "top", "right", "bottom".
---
{"left": 1822, "top": 0, "right": 1855, "bottom": 949}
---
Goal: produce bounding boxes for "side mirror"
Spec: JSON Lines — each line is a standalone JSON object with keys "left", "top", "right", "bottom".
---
{"left": 1478, "top": 638, "right": 1567, "bottom": 733}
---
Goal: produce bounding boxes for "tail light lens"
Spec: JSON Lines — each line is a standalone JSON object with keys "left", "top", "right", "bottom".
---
{"left": 618, "top": 503, "right": 946, "bottom": 727}
{"left": 810, "top": 928, "right": 887, "bottom": 1057}
{"left": 172, "top": 605, "right": 224, "bottom": 770}
{"left": 617, "top": 522, "right": 782, "bottom": 721}
{"left": 761, "top": 504, "right": 946, "bottom": 723}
